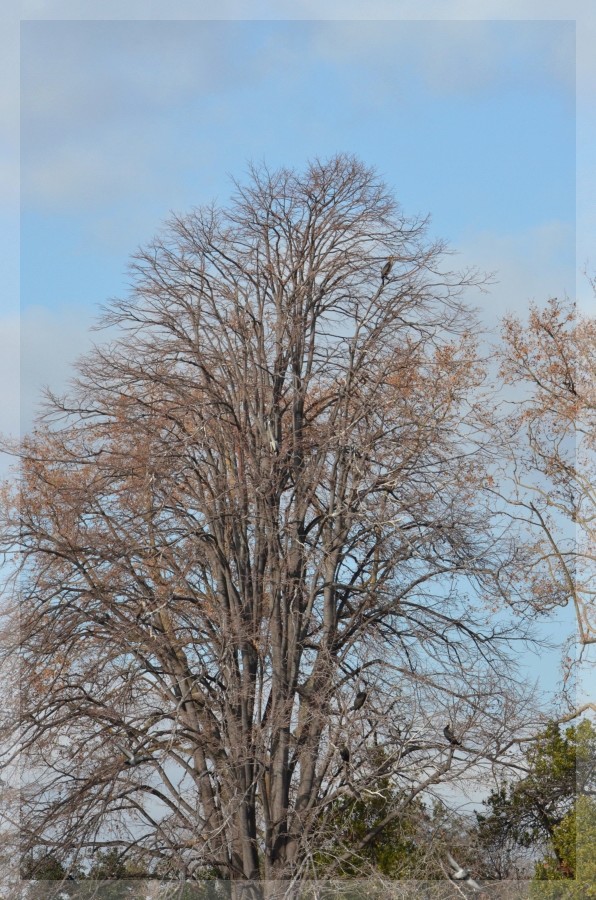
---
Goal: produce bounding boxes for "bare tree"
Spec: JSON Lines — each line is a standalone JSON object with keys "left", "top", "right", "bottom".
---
{"left": 496, "top": 296, "right": 596, "bottom": 649}
{"left": 1, "top": 156, "right": 549, "bottom": 888}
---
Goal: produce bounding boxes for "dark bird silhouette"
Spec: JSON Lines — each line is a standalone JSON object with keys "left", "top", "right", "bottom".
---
{"left": 352, "top": 690, "right": 368, "bottom": 711}
{"left": 446, "top": 852, "right": 482, "bottom": 891}
{"left": 380, "top": 256, "right": 394, "bottom": 282}
{"left": 402, "top": 742, "right": 424, "bottom": 755}
{"left": 339, "top": 746, "right": 350, "bottom": 763}
{"left": 443, "top": 724, "right": 462, "bottom": 747}
{"left": 115, "top": 742, "right": 154, "bottom": 767}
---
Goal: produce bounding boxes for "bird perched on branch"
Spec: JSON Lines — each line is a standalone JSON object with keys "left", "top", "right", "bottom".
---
{"left": 445, "top": 852, "right": 482, "bottom": 891}
{"left": 339, "top": 746, "right": 350, "bottom": 764}
{"left": 115, "top": 742, "right": 154, "bottom": 767}
{"left": 352, "top": 690, "right": 368, "bottom": 711}
{"left": 402, "top": 742, "right": 424, "bottom": 755}
{"left": 380, "top": 256, "right": 395, "bottom": 283}
{"left": 443, "top": 724, "right": 462, "bottom": 747}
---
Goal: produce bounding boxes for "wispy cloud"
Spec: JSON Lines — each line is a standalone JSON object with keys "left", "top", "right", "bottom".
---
{"left": 20, "top": 18, "right": 575, "bottom": 217}
{"left": 22, "top": 21, "right": 253, "bottom": 132}
{"left": 0, "top": 314, "right": 19, "bottom": 434}
{"left": 311, "top": 19, "right": 574, "bottom": 97}
{"left": 20, "top": 21, "right": 274, "bottom": 212}
{"left": 458, "top": 220, "right": 575, "bottom": 325}
{"left": 18, "top": 304, "right": 107, "bottom": 433}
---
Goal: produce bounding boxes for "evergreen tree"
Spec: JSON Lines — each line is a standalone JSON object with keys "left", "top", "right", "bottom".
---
{"left": 476, "top": 720, "right": 596, "bottom": 883}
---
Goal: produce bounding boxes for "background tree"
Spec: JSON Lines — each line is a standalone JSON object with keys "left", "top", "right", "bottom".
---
{"left": 313, "top": 776, "right": 477, "bottom": 883}
{"left": 475, "top": 720, "right": 596, "bottom": 883}
{"left": 530, "top": 793, "right": 596, "bottom": 898}
{"left": 312, "top": 758, "right": 426, "bottom": 879}
{"left": 497, "top": 296, "right": 596, "bottom": 648}
{"left": 1, "top": 155, "right": 551, "bottom": 888}
{"left": 21, "top": 852, "right": 68, "bottom": 881}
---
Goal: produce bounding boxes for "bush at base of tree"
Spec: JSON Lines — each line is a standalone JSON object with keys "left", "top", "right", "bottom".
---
{"left": 530, "top": 795, "right": 596, "bottom": 899}
{"left": 475, "top": 720, "right": 596, "bottom": 886}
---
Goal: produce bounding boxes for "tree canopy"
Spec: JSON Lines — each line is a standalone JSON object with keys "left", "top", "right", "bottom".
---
{"left": 498, "top": 297, "right": 596, "bottom": 647}
{"left": 0, "top": 155, "right": 579, "bottom": 890}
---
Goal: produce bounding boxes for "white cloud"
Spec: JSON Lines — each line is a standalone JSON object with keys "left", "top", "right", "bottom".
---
{"left": 21, "top": 21, "right": 249, "bottom": 132}
{"left": 18, "top": 16, "right": 576, "bottom": 217}
{"left": 0, "top": 315, "right": 19, "bottom": 436}
{"left": 22, "top": 0, "right": 253, "bottom": 18}
{"left": 0, "top": 304, "right": 114, "bottom": 476}
{"left": 20, "top": 0, "right": 585, "bottom": 95}
{"left": 310, "top": 19, "right": 574, "bottom": 98}
{"left": 23, "top": 127, "right": 152, "bottom": 210}
{"left": 19, "top": 21, "right": 275, "bottom": 212}
{"left": 458, "top": 220, "right": 575, "bottom": 328}
{"left": 0, "top": 3, "right": 19, "bottom": 210}
{"left": 0, "top": 314, "right": 19, "bottom": 479}
{"left": 19, "top": 304, "right": 101, "bottom": 434}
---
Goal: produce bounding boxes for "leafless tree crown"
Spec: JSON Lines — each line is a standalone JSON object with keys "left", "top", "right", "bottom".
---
{"left": 1, "top": 156, "right": 552, "bottom": 884}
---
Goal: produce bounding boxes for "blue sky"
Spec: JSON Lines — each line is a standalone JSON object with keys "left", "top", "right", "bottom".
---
{"left": 1, "top": 3, "right": 593, "bottom": 706}
{"left": 14, "top": 16, "right": 578, "bottom": 431}
{"left": 20, "top": 19, "right": 574, "bottom": 319}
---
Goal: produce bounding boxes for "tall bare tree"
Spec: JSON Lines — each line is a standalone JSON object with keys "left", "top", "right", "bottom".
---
{"left": 1, "top": 156, "right": 549, "bottom": 889}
